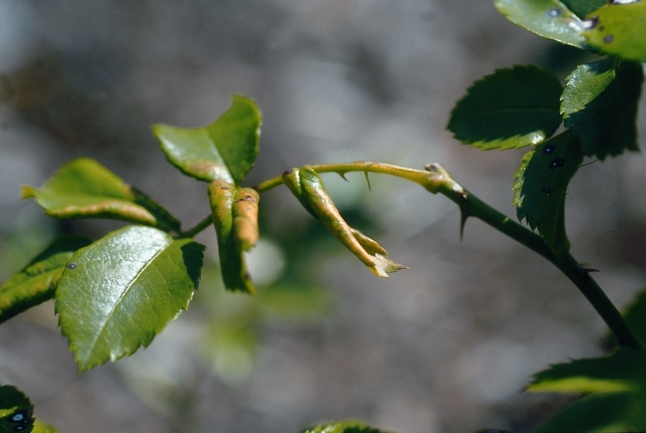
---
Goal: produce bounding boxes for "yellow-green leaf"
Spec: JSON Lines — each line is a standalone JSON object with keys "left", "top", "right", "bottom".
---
{"left": 153, "top": 95, "right": 262, "bottom": 184}
{"left": 22, "top": 158, "right": 180, "bottom": 232}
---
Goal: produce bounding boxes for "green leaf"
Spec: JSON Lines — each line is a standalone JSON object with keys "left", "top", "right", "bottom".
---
{"left": 0, "top": 236, "right": 91, "bottom": 324}
{"left": 559, "top": 0, "right": 607, "bottom": 18}
{"left": 561, "top": 58, "right": 643, "bottom": 160}
{"left": 208, "top": 180, "right": 260, "bottom": 294}
{"left": 282, "top": 168, "right": 407, "bottom": 278}
{"left": 579, "top": 2, "right": 646, "bottom": 62}
{"left": 32, "top": 420, "right": 58, "bottom": 433}
{"left": 55, "top": 225, "right": 204, "bottom": 372}
{"left": 527, "top": 350, "right": 646, "bottom": 394}
{"left": 527, "top": 350, "right": 646, "bottom": 432}
{"left": 495, "top": 0, "right": 586, "bottom": 47}
{"left": 607, "top": 289, "right": 646, "bottom": 348}
{"left": 512, "top": 131, "right": 583, "bottom": 254}
{"left": 21, "top": 158, "right": 180, "bottom": 232}
{"left": 301, "top": 420, "right": 394, "bottom": 433}
{"left": 153, "top": 95, "right": 262, "bottom": 184}
{"left": 0, "top": 384, "right": 35, "bottom": 433}
{"left": 447, "top": 65, "right": 563, "bottom": 150}
{"left": 535, "top": 393, "right": 646, "bottom": 433}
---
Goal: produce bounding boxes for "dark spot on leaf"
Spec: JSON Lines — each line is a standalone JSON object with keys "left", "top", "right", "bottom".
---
{"left": 581, "top": 16, "right": 599, "bottom": 30}
{"left": 546, "top": 8, "right": 561, "bottom": 17}
{"left": 603, "top": 34, "right": 614, "bottom": 43}
{"left": 599, "top": 26, "right": 605, "bottom": 31}
{"left": 542, "top": 144, "right": 556, "bottom": 154}
{"left": 67, "top": 263, "right": 77, "bottom": 270}
{"left": 549, "top": 158, "right": 565, "bottom": 169}
{"left": 542, "top": 187, "right": 551, "bottom": 197}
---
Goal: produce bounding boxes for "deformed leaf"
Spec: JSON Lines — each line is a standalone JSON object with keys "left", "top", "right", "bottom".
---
{"left": 153, "top": 95, "right": 262, "bottom": 184}
{"left": 208, "top": 180, "right": 260, "bottom": 294}
{"left": 561, "top": 58, "right": 643, "bottom": 160}
{"left": 0, "top": 235, "right": 91, "bottom": 324}
{"left": 55, "top": 225, "right": 204, "bottom": 372}
{"left": 22, "top": 158, "right": 180, "bottom": 232}
{"left": 495, "top": 0, "right": 586, "bottom": 47}
{"left": 512, "top": 131, "right": 583, "bottom": 254}
{"left": 302, "top": 420, "right": 393, "bottom": 433}
{"left": 579, "top": 2, "right": 646, "bottom": 62}
{"left": 0, "top": 384, "right": 35, "bottom": 433}
{"left": 283, "top": 167, "right": 407, "bottom": 278}
{"left": 447, "top": 65, "right": 563, "bottom": 150}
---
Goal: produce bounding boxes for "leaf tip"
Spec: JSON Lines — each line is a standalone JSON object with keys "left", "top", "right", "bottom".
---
{"left": 20, "top": 184, "right": 37, "bottom": 199}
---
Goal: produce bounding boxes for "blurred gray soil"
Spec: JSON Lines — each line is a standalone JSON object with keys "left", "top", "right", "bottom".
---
{"left": 1, "top": 1, "right": 646, "bottom": 432}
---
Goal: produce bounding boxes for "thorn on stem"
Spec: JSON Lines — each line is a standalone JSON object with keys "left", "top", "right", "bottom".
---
{"left": 337, "top": 171, "right": 349, "bottom": 182}
{"left": 577, "top": 263, "right": 600, "bottom": 274}
{"left": 460, "top": 207, "right": 471, "bottom": 241}
{"left": 364, "top": 167, "right": 373, "bottom": 191}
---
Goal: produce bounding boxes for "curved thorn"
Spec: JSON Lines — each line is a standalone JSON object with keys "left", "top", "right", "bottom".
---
{"left": 460, "top": 207, "right": 471, "bottom": 241}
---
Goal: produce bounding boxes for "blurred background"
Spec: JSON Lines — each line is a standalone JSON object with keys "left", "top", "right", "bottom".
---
{"left": 1, "top": 1, "right": 646, "bottom": 432}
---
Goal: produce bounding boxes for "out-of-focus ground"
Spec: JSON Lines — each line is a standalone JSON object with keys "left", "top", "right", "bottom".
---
{"left": 1, "top": 1, "right": 646, "bottom": 432}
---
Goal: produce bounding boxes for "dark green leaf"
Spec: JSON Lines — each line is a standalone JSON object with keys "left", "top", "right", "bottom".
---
{"left": 208, "top": 180, "right": 259, "bottom": 294}
{"left": 495, "top": 0, "right": 586, "bottom": 47}
{"left": 302, "top": 420, "right": 394, "bottom": 433}
{"left": 447, "top": 65, "right": 563, "bottom": 150}
{"left": 55, "top": 225, "right": 204, "bottom": 372}
{"left": 0, "top": 236, "right": 91, "bottom": 324}
{"left": 21, "top": 158, "right": 180, "bottom": 232}
{"left": 561, "top": 58, "right": 643, "bottom": 160}
{"left": 560, "top": 0, "right": 606, "bottom": 18}
{"left": 535, "top": 393, "right": 646, "bottom": 433}
{"left": 153, "top": 95, "right": 262, "bottom": 184}
{"left": 527, "top": 350, "right": 646, "bottom": 394}
{"left": 0, "top": 385, "right": 34, "bottom": 433}
{"left": 512, "top": 132, "right": 583, "bottom": 254}
{"left": 580, "top": 2, "right": 646, "bottom": 62}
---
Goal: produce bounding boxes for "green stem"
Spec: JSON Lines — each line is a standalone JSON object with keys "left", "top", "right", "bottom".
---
{"left": 212, "top": 161, "right": 643, "bottom": 349}
{"left": 178, "top": 214, "right": 213, "bottom": 239}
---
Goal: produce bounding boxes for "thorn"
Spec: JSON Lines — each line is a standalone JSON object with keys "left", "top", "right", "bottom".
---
{"left": 460, "top": 207, "right": 471, "bottom": 241}
{"left": 337, "top": 171, "right": 349, "bottom": 182}
{"left": 577, "top": 263, "right": 600, "bottom": 274}
{"left": 364, "top": 169, "right": 372, "bottom": 191}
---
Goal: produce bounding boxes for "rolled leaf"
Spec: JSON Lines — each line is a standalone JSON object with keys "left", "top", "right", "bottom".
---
{"left": 447, "top": 65, "right": 563, "bottom": 150}
{"left": 208, "top": 180, "right": 259, "bottom": 294}
{"left": 22, "top": 158, "right": 180, "bottom": 232}
{"left": 283, "top": 167, "right": 407, "bottom": 278}
{"left": 0, "top": 235, "right": 92, "bottom": 324}
{"left": 153, "top": 95, "right": 262, "bottom": 184}
{"left": 55, "top": 225, "right": 204, "bottom": 372}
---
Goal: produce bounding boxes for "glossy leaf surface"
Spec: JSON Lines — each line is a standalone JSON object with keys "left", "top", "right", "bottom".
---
{"left": 447, "top": 65, "right": 562, "bottom": 150}
{"left": 527, "top": 350, "right": 646, "bottom": 432}
{"left": 56, "top": 226, "right": 204, "bottom": 372}
{"left": 580, "top": 2, "right": 646, "bottom": 62}
{"left": 0, "top": 385, "right": 34, "bottom": 433}
{"left": 153, "top": 95, "right": 262, "bottom": 184}
{"left": 513, "top": 132, "right": 583, "bottom": 254}
{"left": 0, "top": 236, "right": 91, "bottom": 324}
{"left": 208, "top": 180, "right": 259, "bottom": 294}
{"left": 21, "top": 158, "right": 180, "bottom": 232}
{"left": 302, "top": 420, "right": 392, "bottom": 433}
{"left": 283, "top": 168, "right": 407, "bottom": 278}
{"left": 562, "top": 58, "right": 643, "bottom": 160}
{"left": 495, "top": 0, "right": 585, "bottom": 47}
